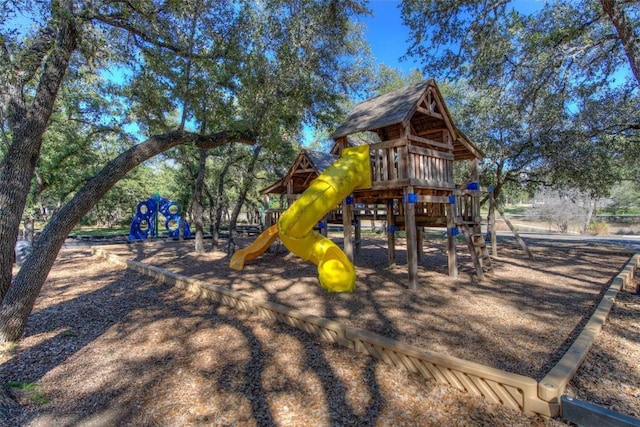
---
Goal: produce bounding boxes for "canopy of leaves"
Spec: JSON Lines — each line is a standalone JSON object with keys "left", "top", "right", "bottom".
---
{"left": 2, "top": 0, "right": 374, "bottom": 227}
{"left": 401, "top": 0, "right": 639, "bottom": 201}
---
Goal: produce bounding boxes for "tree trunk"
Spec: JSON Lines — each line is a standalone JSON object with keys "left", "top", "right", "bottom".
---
{"left": 193, "top": 148, "right": 208, "bottom": 253}
{"left": 227, "top": 146, "right": 262, "bottom": 255}
{"left": 582, "top": 197, "right": 596, "bottom": 234}
{"left": 202, "top": 184, "right": 216, "bottom": 250}
{"left": 487, "top": 190, "right": 498, "bottom": 257}
{"left": 0, "top": 12, "right": 78, "bottom": 304}
{"left": 0, "top": 130, "right": 255, "bottom": 342}
{"left": 212, "top": 161, "right": 232, "bottom": 249}
{"left": 601, "top": 0, "right": 640, "bottom": 88}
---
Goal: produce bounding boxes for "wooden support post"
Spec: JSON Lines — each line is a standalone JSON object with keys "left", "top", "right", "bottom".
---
{"left": 372, "top": 204, "right": 377, "bottom": 233}
{"left": 354, "top": 216, "right": 361, "bottom": 257}
{"left": 447, "top": 201, "right": 458, "bottom": 278}
{"left": 488, "top": 189, "right": 497, "bottom": 256}
{"left": 470, "top": 158, "right": 481, "bottom": 223}
{"left": 404, "top": 187, "right": 419, "bottom": 291}
{"left": 386, "top": 199, "right": 396, "bottom": 266}
{"left": 417, "top": 226, "right": 424, "bottom": 264}
{"left": 343, "top": 196, "right": 354, "bottom": 261}
{"left": 470, "top": 158, "right": 479, "bottom": 181}
{"left": 495, "top": 202, "right": 535, "bottom": 260}
{"left": 321, "top": 214, "right": 328, "bottom": 237}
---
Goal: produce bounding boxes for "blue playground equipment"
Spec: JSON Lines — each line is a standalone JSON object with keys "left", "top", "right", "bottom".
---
{"left": 128, "top": 194, "right": 192, "bottom": 241}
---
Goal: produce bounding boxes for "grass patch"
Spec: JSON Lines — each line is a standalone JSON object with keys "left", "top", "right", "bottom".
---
{"left": 500, "top": 206, "right": 527, "bottom": 215}
{"left": 70, "top": 226, "right": 129, "bottom": 236}
{"left": 0, "top": 342, "right": 18, "bottom": 361}
{"left": 60, "top": 330, "right": 78, "bottom": 338}
{"left": 6, "top": 381, "right": 50, "bottom": 405}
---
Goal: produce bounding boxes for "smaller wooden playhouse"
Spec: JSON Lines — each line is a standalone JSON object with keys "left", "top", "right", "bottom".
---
{"left": 262, "top": 79, "right": 491, "bottom": 289}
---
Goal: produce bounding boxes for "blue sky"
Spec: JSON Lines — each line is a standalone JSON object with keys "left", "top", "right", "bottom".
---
{"left": 361, "top": 0, "right": 545, "bottom": 74}
{"left": 361, "top": 1, "right": 415, "bottom": 74}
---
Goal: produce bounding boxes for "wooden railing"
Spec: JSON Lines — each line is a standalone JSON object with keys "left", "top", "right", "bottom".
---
{"left": 408, "top": 145, "right": 454, "bottom": 189}
{"left": 451, "top": 187, "right": 482, "bottom": 225}
{"left": 368, "top": 140, "right": 455, "bottom": 190}
{"left": 369, "top": 140, "right": 405, "bottom": 188}
{"left": 264, "top": 209, "right": 284, "bottom": 227}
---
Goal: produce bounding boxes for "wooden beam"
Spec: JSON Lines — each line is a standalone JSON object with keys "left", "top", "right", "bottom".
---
{"left": 470, "top": 158, "right": 479, "bottom": 182}
{"left": 416, "top": 195, "right": 451, "bottom": 204}
{"left": 321, "top": 214, "right": 328, "bottom": 237}
{"left": 369, "top": 138, "right": 406, "bottom": 150}
{"left": 295, "top": 168, "right": 316, "bottom": 174}
{"left": 495, "top": 201, "right": 534, "bottom": 260}
{"left": 488, "top": 190, "right": 498, "bottom": 257}
{"left": 446, "top": 202, "right": 458, "bottom": 278}
{"left": 301, "top": 173, "right": 316, "bottom": 187}
{"left": 394, "top": 215, "right": 448, "bottom": 226}
{"left": 354, "top": 217, "right": 361, "bottom": 257}
{"left": 404, "top": 186, "right": 419, "bottom": 291}
{"left": 429, "top": 85, "right": 458, "bottom": 143}
{"left": 387, "top": 199, "right": 396, "bottom": 266}
{"left": 417, "top": 227, "right": 424, "bottom": 264}
{"left": 408, "top": 134, "right": 453, "bottom": 150}
{"left": 408, "top": 144, "right": 455, "bottom": 160}
{"left": 409, "top": 178, "right": 456, "bottom": 189}
{"left": 371, "top": 179, "right": 412, "bottom": 190}
{"left": 343, "top": 197, "right": 354, "bottom": 261}
{"left": 404, "top": 124, "right": 414, "bottom": 181}
{"left": 416, "top": 105, "right": 444, "bottom": 120}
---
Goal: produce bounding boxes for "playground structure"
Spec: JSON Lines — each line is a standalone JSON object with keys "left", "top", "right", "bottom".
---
{"left": 129, "top": 194, "right": 192, "bottom": 241}
{"left": 231, "top": 145, "right": 371, "bottom": 292}
{"left": 232, "top": 79, "right": 492, "bottom": 291}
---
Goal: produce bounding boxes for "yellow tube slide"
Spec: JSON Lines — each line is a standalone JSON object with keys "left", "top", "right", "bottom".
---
{"left": 229, "top": 224, "right": 279, "bottom": 270}
{"left": 278, "top": 145, "right": 371, "bottom": 292}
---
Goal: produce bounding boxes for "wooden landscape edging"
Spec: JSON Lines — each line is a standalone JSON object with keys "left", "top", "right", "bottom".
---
{"left": 538, "top": 253, "right": 639, "bottom": 406}
{"left": 92, "top": 247, "right": 639, "bottom": 419}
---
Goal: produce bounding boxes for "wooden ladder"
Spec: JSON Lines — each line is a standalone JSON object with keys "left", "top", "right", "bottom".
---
{"left": 462, "top": 223, "right": 493, "bottom": 280}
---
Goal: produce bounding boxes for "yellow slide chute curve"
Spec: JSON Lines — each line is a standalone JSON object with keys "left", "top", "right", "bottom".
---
{"left": 228, "top": 224, "right": 279, "bottom": 270}
{"left": 229, "top": 145, "right": 371, "bottom": 292}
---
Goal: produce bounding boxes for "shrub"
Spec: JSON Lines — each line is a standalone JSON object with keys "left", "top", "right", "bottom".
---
{"left": 588, "top": 221, "right": 609, "bottom": 236}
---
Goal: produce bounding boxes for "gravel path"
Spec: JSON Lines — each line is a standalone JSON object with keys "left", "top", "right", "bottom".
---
{"left": 0, "top": 236, "right": 637, "bottom": 426}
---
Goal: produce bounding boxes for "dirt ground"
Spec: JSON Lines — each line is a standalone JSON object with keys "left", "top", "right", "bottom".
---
{"left": 1, "top": 234, "right": 638, "bottom": 426}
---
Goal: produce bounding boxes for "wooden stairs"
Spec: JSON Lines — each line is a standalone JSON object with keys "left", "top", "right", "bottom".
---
{"left": 461, "top": 222, "right": 493, "bottom": 280}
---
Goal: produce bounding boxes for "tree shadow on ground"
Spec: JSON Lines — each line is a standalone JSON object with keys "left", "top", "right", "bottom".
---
{"left": 99, "top": 237, "right": 629, "bottom": 381}
{"left": 2, "top": 251, "right": 387, "bottom": 425}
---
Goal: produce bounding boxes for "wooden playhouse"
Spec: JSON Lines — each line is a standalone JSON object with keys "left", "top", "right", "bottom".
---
{"left": 262, "top": 79, "right": 490, "bottom": 290}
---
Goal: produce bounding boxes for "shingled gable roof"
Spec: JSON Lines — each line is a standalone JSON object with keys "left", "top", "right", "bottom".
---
{"left": 304, "top": 150, "right": 337, "bottom": 173}
{"left": 331, "top": 79, "right": 432, "bottom": 139}
{"left": 330, "top": 79, "right": 482, "bottom": 160}
{"left": 260, "top": 149, "right": 337, "bottom": 195}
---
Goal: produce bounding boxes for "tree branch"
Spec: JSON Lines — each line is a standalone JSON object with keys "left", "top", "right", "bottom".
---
{"left": 1, "top": 128, "right": 256, "bottom": 340}
{"left": 600, "top": 0, "right": 640, "bottom": 87}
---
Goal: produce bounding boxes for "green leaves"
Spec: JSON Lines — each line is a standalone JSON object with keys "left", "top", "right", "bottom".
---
{"left": 401, "top": 0, "right": 639, "bottom": 205}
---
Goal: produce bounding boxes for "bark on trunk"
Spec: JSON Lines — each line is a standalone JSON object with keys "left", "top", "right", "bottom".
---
{"left": 0, "top": 130, "right": 255, "bottom": 342}
{"left": 601, "top": 0, "right": 640, "bottom": 88}
{"left": 193, "top": 148, "right": 208, "bottom": 253}
{"left": 227, "top": 146, "right": 262, "bottom": 255}
{"left": 582, "top": 198, "right": 596, "bottom": 234}
{"left": 202, "top": 183, "right": 216, "bottom": 250}
{"left": 0, "top": 12, "right": 78, "bottom": 303}
{"left": 212, "top": 162, "right": 232, "bottom": 249}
